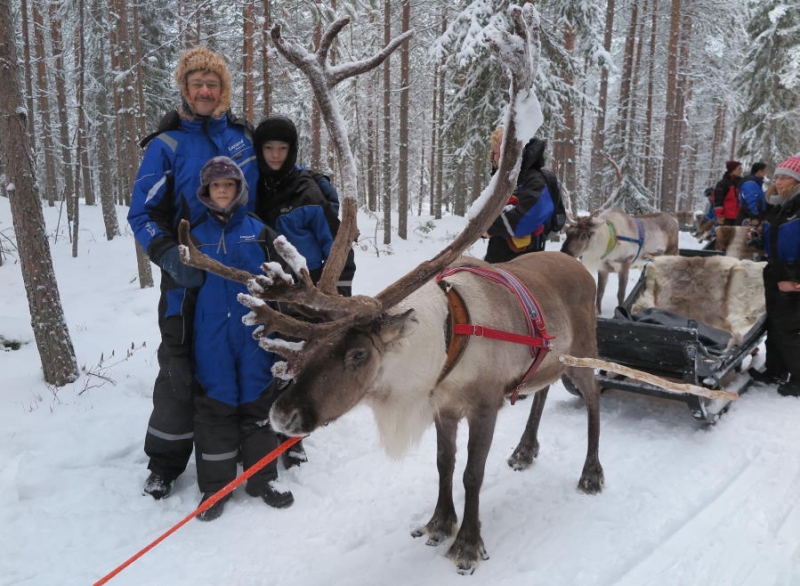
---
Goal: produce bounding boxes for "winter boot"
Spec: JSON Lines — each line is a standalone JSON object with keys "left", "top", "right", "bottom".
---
{"left": 196, "top": 492, "right": 231, "bottom": 522}
{"left": 247, "top": 480, "right": 294, "bottom": 509}
{"left": 748, "top": 367, "right": 788, "bottom": 386}
{"left": 282, "top": 440, "right": 308, "bottom": 469}
{"left": 777, "top": 380, "right": 800, "bottom": 397}
{"left": 143, "top": 472, "right": 173, "bottom": 500}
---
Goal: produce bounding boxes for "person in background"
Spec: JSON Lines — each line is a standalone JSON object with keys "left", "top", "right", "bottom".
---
{"left": 128, "top": 47, "right": 259, "bottom": 501}
{"left": 749, "top": 154, "right": 800, "bottom": 397}
{"left": 253, "top": 114, "right": 357, "bottom": 468}
{"left": 737, "top": 161, "right": 769, "bottom": 225}
{"left": 189, "top": 156, "right": 294, "bottom": 520}
{"left": 483, "top": 130, "right": 565, "bottom": 263}
{"left": 713, "top": 160, "right": 743, "bottom": 226}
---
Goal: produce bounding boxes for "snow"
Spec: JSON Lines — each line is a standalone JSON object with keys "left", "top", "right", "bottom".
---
{"left": 2, "top": 197, "right": 800, "bottom": 586}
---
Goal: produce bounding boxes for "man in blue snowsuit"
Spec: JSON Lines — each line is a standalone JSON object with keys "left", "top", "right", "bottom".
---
{"left": 127, "top": 47, "right": 259, "bottom": 500}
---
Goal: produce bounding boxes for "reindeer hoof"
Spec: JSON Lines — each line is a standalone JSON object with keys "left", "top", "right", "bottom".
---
{"left": 411, "top": 517, "right": 457, "bottom": 546}
{"left": 448, "top": 539, "right": 489, "bottom": 575}
{"left": 507, "top": 442, "right": 539, "bottom": 471}
{"left": 578, "top": 463, "right": 605, "bottom": 494}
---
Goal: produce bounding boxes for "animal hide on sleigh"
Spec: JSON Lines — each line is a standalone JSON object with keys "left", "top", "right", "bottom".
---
{"left": 631, "top": 255, "right": 765, "bottom": 346}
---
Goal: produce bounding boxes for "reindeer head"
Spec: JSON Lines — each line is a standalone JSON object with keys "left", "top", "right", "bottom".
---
{"left": 178, "top": 6, "right": 542, "bottom": 440}
{"left": 560, "top": 212, "right": 602, "bottom": 258}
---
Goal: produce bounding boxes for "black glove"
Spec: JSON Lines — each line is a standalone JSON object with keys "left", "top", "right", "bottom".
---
{"left": 168, "top": 355, "right": 196, "bottom": 402}
{"left": 158, "top": 246, "right": 205, "bottom": 288}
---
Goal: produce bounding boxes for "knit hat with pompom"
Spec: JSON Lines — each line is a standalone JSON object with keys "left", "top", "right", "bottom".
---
{"left": 775, "top": 154, "right": 800, "bottom": 182}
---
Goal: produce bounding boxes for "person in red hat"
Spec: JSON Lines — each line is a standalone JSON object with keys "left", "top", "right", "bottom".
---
{"left": 713, "top": 160, "right": 743, "bottom": 226}
{"left": 749, "top": 154, "right": 800, "bottom": 396}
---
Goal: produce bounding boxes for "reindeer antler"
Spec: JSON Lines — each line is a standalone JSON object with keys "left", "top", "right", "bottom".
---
{"left": 270, "top": 19, "right": 414, "bottom": 295}
{"left": 376, "top": 4, "right": 542, "bottom": 309}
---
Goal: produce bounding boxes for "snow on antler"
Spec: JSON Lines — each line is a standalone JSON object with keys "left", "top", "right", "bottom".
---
{"left": 270, "top": 18, "right": 414, "bottom": 295}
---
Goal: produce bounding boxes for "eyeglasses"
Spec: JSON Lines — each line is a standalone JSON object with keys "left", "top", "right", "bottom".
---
{"left": 188, "top": 80, "right": 221, "bottom": 91}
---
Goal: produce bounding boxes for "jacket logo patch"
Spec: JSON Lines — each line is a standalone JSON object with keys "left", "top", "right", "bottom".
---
{"left": 228, "top": 139, "right": 245, "bottom": 154}
{"left": 239, "top": 234, "right": 257, "bottom": 242}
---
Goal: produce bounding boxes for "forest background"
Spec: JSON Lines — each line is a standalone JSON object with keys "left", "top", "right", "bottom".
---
{"left": 4, "top": 0, "right": 800, "bottom": 239}
{"left": 1, "top": 0, "right": 800, "bottom": 384}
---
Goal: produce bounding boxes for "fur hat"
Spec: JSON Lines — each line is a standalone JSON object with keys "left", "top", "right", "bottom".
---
{"left": 254, "top": 115, "right": 299, "bottom": 177}
{"left": 196, "top": 156, "right": 248, "bottom": 214}
{"left": 174, "top": 47, "right": 231, "bottom": 119}
{"left": 775, "top": 155, "right": 800, "bottom": 183}
{"left": 725, "top": 160, "right": 742, "bottom": 174}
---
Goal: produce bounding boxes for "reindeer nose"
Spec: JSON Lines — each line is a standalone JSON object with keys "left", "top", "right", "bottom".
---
{"left": 271, "top": 407, "right": 303, "bottom": 435}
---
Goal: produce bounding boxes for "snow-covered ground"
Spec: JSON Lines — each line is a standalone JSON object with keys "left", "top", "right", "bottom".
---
{"left": 1, "top": 197, "right": 799, "bottom": 586}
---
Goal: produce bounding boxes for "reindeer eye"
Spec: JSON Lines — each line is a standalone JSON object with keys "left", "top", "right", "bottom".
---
{"left": 345, "top": 347, "right": 368, "bottom": 367}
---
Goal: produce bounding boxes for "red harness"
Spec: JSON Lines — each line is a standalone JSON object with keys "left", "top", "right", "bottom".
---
{"left": 435, "top": 266, "right": 554, "bottom": 404}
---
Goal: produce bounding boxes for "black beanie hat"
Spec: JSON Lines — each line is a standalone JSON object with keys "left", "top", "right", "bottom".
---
{"left": 254, "top": 115, "right": 299, "bottom": 177}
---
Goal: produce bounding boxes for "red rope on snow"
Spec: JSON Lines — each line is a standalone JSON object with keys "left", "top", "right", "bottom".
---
{"left": 94, "top": 435, "right": 302, "bottom": 586}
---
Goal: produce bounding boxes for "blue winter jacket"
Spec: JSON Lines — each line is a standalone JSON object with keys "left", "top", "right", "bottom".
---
{"left": 127, "top": 114, "right": 259, "bottom": 263}
{"left": 738, "top": 175, "right": 767, "bottom": 220}
{"left": 190, "top": 208, "right": 275, "bottom": 406}
{"left": 764, "top": 193, "right": 800, "bottom": 283}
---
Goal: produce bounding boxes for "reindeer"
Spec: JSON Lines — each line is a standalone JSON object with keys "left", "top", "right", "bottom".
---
{"left": 179, "top": 7, "right": 603, "bottom": 575}
{"left": 561, "top": 210, "right": 679, "bottom": 312}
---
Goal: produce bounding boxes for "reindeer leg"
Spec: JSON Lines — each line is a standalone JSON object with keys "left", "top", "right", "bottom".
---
{"left": 507, "top": 386, "right": 549, "bottom": 470}
{"left": 447, "top": 406, "right": 497, "bottom": 574}
{"left": 617, "top": 263, "right": 629, "bottom": 307}
{"left": 596, "top": 270, "right": 608, "bottom": 313}
{"left": 565, "top": 366, "right": 604, "bottom": 494}
{"left": 411, "top": 414, "right": 458, "bottom": 546}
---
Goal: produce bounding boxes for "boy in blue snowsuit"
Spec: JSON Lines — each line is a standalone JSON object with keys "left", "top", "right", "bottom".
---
{"left": 189, "top": 156, "right": 294, "bottom": 521}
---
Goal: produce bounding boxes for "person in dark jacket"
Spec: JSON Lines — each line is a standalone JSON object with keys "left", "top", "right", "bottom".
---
{"left": 484, "top": 133, "right": 562, "bottom": 263}
{"left": 190, "top": 156, "right": 294, "bottom": 520}
{"left": 737, "top": 161, "right": 769, "bottom": 225}
{"left": 749, "top": 154, "right": 800, "bottom": 397}
{"left": 713, "top": 160, "right": 743, "bottom": 226}
{"left": 127, "top": 47, "right": 259, "bottom": 501}
{"left": 253, "top": 114, "right": 357, "bottom": 466}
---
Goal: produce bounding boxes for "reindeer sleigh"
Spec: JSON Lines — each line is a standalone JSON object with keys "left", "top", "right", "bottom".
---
{"left": 576, "top": 249, "right": 768, "bottom": 424}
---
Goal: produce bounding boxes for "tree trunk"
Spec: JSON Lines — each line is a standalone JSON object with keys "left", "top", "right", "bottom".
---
{"left": 311, "top": 3, "right": 323, "bottom": 170}
{"left": 643, "top": 0, "right": 659, "bottom": 192}
{"left": 49, "top": 2, "right": 76, "bottom": 221}
{"left": 90, "top": 0, "right": 119, "bottom": 239}
{"left": 0, "top": 0, "right": 79, "bottom": 386}
{"left": 261, "top": 0, "right": 272, "bottom": 116}
{"left": 397, "top": 0, "right": 410, "bottom": 239}
{"left": 616, "top": 0, "right": 638, "bottom": 153}
{"left": 589, "top": 0, "right": 616, "bottom": 199}
{"left": 31, "top": 0, "right": 58, "bottom": 207}
{"left": 20, "top": 0, "right": 36, "bottom": 148}
{"left": 243, "top": 1, "right": 256, "bottom": 122}
{"left": 658, "top": 0, "right": 682, "bottom": 213}
{"left": 381, "top": 0, "right": 392, "bottom": 244}
{"left": 554, "top": 22, "right": 577, "bottom": 196}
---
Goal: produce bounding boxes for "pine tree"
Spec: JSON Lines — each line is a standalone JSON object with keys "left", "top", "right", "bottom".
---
{"left": 737, "top": 0, "right": 800, "bottom": 164}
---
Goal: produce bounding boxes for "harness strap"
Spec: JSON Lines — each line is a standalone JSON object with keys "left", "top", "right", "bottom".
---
{"left": 601, "top": 218, "right": 646, "bottom": 262}
{"left": 437, "top": 285, "right": 471, "bottom": 384}
{"left": 436, "top": 266, "right": 553, "bottom": 404}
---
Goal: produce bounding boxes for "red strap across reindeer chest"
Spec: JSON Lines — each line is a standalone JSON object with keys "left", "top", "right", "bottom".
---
{"left": 435, "top": 266, "right": 554, "bottom": 403}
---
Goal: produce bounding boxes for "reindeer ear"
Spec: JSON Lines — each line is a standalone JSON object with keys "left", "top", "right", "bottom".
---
{"left": 375, "top": 309, "right": 419, "bottom": 344}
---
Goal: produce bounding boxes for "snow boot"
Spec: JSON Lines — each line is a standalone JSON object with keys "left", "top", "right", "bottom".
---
{"left": 143, "top": 472, "right": 173, "bottom": 500}
{"left": 282, "top": 440, "right": 308, "bottom": 469}
{"left": 748, "top": 367, "right": 788, "bottom": 386}
{"left": 247, "top": 479, "right": 294, "bottom": 509}
{"left": 196, "top": 492, "right": 231, "bottom": 522}
{"left": 777, "top": 380, "right": 800, "bottom": 397}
